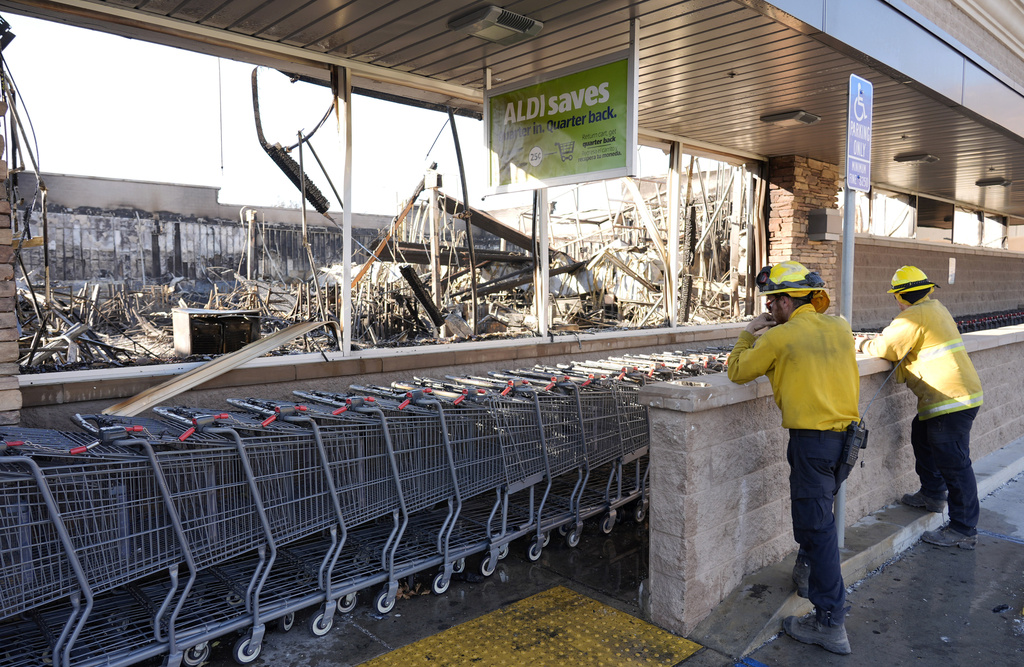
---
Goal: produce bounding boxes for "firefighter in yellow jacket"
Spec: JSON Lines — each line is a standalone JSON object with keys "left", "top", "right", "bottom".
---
{"left": 858, "top": 266, "right": 983, "bottom": 549}
{"left": 728, "top": 261, "right": 859, "bottom": 655}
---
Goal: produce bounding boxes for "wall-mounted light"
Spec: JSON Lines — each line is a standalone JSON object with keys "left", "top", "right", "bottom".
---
{"left": 448, "top": 6, "right": 543, "bottom": 45}
{"left": 893, "top": 153, "right": 939, "bottom": 163}
{"left": 759, "top": 110, "right": 821, "bottom": 127}
{"left": 975, "top": 177, "right": 1012, "bottom": 187}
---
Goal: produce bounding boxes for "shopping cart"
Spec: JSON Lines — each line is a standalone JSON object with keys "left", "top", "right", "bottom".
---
{"left": 386, "top": 382, "right": 513, "bottom": 575}
{"left": 540, "top": 363, "right": 652, "bottom": 523}
{"left": 1, "top": 427, "right": 211, "bottom": 667}
{"left": 486, "top": 372, "right": 591, "bottom": 547}
{"left": 30, "top": 414, "right": 323, "bottom": 666}
{"left": 290, "top": 389, "right": 467, "bottom": 608}
{"left": 0, "top": 456, "right": 88, "bottom": 635}
{"left": 351, "top": 384, "right": 509, "bottom": 584}
{"left": 424, "top": 375, "right": 573, "bottom": 562}
{"left": 152, "top": 406, "right": 347, "bottom": 661}
{"left": 507, "top": 369, "right": 626, "bottom": 534}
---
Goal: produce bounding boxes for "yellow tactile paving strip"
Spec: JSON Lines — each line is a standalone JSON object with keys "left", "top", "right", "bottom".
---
{"left": 361, "top": 586, "right": 702, "bottom": 666}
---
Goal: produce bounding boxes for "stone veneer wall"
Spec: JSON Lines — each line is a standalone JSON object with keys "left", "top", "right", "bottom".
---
{"left": 766, "top": 156, "right": 841, "bottom": 298}
{"left": 640, "top": 327, "right": 1024, "bottom": 636}
{"left": 0, "top": 122, "right": 19, "bottom": 425}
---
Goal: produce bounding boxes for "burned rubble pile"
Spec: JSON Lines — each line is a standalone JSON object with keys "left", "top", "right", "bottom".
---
{"left": 12, "top": 167, "right": 757, "bottom": 373}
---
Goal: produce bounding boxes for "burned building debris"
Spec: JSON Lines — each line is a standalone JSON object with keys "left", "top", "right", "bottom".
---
{"left": 9, "top": 159, "right": 766, "bottom": 371}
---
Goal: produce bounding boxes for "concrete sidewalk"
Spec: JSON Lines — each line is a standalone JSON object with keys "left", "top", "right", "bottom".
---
{"left": 692, "top": 436, "right": 1024, "bottom": 663}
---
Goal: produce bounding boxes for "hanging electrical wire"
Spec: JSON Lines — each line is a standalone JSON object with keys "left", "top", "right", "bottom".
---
{"left": 251, "top": 67, "right": 333, "bottom": 215}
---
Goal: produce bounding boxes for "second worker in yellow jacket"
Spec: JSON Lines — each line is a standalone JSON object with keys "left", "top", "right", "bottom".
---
{"left": 859, "top": 265, "right": 982, "bottom": 549}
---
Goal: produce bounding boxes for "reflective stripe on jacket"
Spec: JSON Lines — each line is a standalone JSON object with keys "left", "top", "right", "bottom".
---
{"left": 728, "top": 304, "right": 860, "bottom": 431}
{"left": 862, "top": 298, "right": 983, "bottom": 420}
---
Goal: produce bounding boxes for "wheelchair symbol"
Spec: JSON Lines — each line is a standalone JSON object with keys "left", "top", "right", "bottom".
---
{"left": 853, "top": 88, "right": 868, "bottom": 122}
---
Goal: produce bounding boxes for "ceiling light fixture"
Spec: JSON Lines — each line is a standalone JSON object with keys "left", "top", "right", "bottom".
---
{"left": 975, "top": 177, "right": 1012, "bottom": 187}
{"left": 448, "top": 5, "right": 543, "bottom": 45}
{"left": 758, "top": 110, "right": 821, "bottom": 127}
{"left": 893, "top": 153, "right": 939, "bottom": 164}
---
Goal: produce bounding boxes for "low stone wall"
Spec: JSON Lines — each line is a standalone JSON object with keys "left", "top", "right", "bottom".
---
{"left": 639, "top": 324, "right": 1024, "bottom": 636}
{"left": 17, "top": 324, "right": 742, "bottom": 426}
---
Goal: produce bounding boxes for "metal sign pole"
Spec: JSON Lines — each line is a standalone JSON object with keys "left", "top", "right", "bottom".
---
{"left": 837, "top": 73, "right": 873, "bottom": 548}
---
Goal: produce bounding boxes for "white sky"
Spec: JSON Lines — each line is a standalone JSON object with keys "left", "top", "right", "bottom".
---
{"left": 1, "top": 14, "right": 535, "bottom": 216}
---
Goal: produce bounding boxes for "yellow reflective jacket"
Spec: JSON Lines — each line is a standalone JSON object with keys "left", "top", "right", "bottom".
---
{"left": 728, "top": 304, "right": 860, "bottom": 431}
{"left": 862, "top": 297, "right": 982, "bottom": 420}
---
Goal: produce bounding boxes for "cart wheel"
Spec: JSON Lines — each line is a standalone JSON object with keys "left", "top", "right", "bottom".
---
{"left": 479, "top": 554, "right": 496, "bottom": 577}
{"left": 336, "top": 592, "right": 357, "bottom": 614}
{"left": 634, "top": 500, "right": 648, "bottom": 523}
{"left": 182, "top": 642, "right": 210, "bottom": 667}
{"left": 453, "top": 558, "right": 466, "bottom": 574}
{"left": 374, "top": 588, "right": 396, "bottom": 615}
{"left": 432, "top": 571, "right": 450, "bottom": 595}
{"left": 277, "top": 611, "right": 295, "bottom": 633}
{"left": 527, "top": 539, "right": 543, "bottom": 562}
{"left": 232, "top": 635, "right": 261, "bottom": 665}
{"left": 542, "top": 532, "right": 551, "bottom": 548}
{"left": 557, "top": 524, "right": 569, "bottom": 536}
{"left": 600, "top": 513, "right": 616, "bottom": 535}
{"left": 497, "top": 543, "right": 510, "bottom": 560}
{"left": 308, "top": 610, "right": 333, "bottom": 637}
{"left": 565, "top": 525, "right": 582, "bottom": 548}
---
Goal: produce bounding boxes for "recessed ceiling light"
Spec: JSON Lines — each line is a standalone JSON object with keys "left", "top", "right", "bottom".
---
{"left": 894, "top": 153, "right": 939, "bottom": 164}
{"left": 975, "top": 177, "right": 1012, "bottom": 187}
{"left": 448, "top": 5, "right": 543, "bottom": 45}
{"left": 759, "top": 110, "right": 821, "bottom": 127}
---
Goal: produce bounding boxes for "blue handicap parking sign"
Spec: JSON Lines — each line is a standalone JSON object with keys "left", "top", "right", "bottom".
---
{"left": 847, "top": 74, "right": 873, "bottom": 193}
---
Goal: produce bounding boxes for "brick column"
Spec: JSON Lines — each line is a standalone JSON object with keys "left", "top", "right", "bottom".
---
{"left": 0, "top": 103, "right": 21, "bottom": 425}
{"left": 767, "top": 156, "right": 842, "bottom": 305}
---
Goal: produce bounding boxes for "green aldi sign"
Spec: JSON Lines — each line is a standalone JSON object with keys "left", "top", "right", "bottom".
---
{"left": 486, "top": 52, "right": 637, "bottom": 193}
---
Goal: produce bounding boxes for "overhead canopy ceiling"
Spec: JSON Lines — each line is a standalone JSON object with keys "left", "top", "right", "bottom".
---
{"left": 4, "top": 0, "right": 1024, "bottom": 221}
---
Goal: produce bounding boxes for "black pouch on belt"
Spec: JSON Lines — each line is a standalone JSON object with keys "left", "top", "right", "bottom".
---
{"left": 841, "top": 420, "right": 869, "bottom": 467}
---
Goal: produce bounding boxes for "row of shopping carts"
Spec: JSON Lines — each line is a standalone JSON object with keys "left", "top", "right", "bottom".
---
{"left": 955, "top": 309, "right": 1024, "bottom": 333}
{"left": 0, "top": 350, "right": 731, "bottom": 667}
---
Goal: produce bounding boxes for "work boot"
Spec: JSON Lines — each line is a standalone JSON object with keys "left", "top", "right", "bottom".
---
{"left": 783, "top": 613, "right": 851, "bottom": 655}
{"left": 901, "top": 490, "right": 947, "bottom": 513}
{"left": 792, "top": 559, "right": 809, "bottom": 598}
{"left": 921, "top": 525, "right": 977, "bottom": 550}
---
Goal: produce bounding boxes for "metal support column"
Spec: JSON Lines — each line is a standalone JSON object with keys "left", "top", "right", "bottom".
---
{"left": 836, "top": 184, "right": 856, "bottom": 548}
{"left": 667, "top": 142, "right": 682, "bottom": 326}
{"left": 535, "top": 188, "right": 550, "bottom": 337}
{"left": 338, "top": 66, "right": 353, "bottom": 356}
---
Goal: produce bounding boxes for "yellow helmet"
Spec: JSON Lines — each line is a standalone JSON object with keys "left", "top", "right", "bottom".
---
{"left": 887, "top": 265, "right": 939, "bottom": 293}
{"left": 755, "top": 261, "right": 830, "bottom": 313}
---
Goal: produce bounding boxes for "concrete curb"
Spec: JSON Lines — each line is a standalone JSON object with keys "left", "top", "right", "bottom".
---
{"left": 689, "top": 435, "right": 1024, "bottom": 658}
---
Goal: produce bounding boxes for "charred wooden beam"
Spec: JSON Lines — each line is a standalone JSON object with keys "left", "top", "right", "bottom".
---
{"left": 451, "top": 259, "right": 587, "bottom": 299}
{"left": 379, "top": 242, "right": 532, "bottom": 265}
{"left": 439, "top": 195, "right": 535, "bottom": 253}
{"left": 399, "top": 265, "right": 445, "bottom": 327}
{"left": 354, "top": 163, "right": 437, "bottom": 286}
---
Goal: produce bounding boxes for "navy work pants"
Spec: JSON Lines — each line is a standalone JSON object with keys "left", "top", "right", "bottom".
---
{"left": 788, "top": 429, "right": 848, "bottom": 626}
{"left": 911, "top": 407, "right": 980, "bottom": 536}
